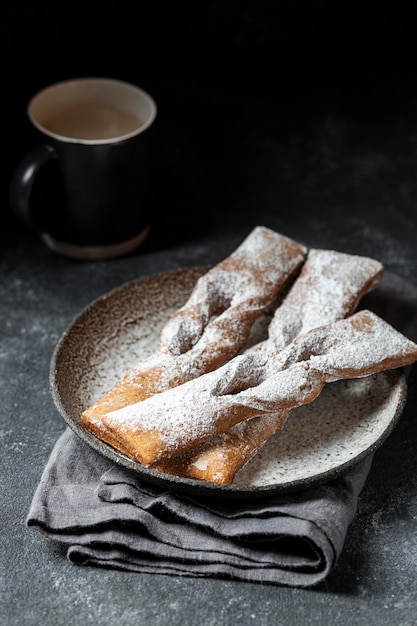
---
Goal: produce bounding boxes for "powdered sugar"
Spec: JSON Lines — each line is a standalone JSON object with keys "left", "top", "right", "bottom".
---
{"left": 82, "top": 226, "right": 307, "bottom": 435}
{"left": 157, "top": 226, "right": 306, "bottom": 358}
{"left": 265, "top": 248, "right": 384, "bottom": 350}
{"left": 102, "top": 310, "right": 417, "bottom": 465}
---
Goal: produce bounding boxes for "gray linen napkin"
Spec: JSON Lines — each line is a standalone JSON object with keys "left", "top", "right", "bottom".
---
{"left": 27, "top": 427, "right": 372, "bottom": 587}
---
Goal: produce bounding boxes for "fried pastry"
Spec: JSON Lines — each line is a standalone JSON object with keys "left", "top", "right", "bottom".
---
{"left": 155, "top": 409, "right": 291, "bottom": 483}
{"left": 156, "top": 248, "right": 385, "bottom": 482}
{"left": 250, "top": 248, "right": 384, "bottom": 354}
{"left": 81, "top": 226, "right": 307, "bottom": 450}
{"left": 101, "top": 310, "right": 417, "bottom": 467}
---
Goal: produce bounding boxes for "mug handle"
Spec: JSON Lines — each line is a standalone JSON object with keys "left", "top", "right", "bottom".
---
{"left": 9, "top": 143, "right": 56, "bottom": 230}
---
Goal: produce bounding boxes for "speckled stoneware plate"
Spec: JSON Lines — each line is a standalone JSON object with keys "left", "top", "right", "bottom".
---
{"left": 50, "top": 267, "right": 417, "bottom": 499}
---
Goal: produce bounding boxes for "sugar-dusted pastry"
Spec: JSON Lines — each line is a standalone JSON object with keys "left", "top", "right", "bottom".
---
{"left": 101, "top": 310, "right": 417, "bottom": 466}
{"left": 81, "top": 226, "right": 307, "bottom": 449}
{"left": 156, "top": 248, "right": 385, "bottom": 482}
{"left": 155, "top": 409, "right": 292, "bottom": 483}
{"left": 250, "top": 248, "right": 384, "bottom": 355}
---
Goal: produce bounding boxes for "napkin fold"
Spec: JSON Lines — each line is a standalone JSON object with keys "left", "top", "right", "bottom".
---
{"left": 27, "top": 427, "right": 372, "bottom": 587}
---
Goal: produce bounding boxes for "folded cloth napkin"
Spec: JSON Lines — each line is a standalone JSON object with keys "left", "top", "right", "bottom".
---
{"left": 27, "top": 427, "right": 372, "bottom": 587}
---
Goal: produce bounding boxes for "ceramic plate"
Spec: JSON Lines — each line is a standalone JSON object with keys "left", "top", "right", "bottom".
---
{"left": 50, "top": 267, "right": 417, "bottom": 499}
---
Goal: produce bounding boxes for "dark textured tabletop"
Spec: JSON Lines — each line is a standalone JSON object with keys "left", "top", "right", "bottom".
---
{"left": 2, "top": 7, "right": 417, "bottom": 622}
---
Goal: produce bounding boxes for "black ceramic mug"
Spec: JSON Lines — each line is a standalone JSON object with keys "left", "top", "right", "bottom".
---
{"left": 9, "top": 78, "right": 157, "bottom": 259}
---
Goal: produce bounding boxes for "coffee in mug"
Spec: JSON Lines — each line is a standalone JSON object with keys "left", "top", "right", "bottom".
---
{"left": 9, "top": 77, "right": 157, "bottom": 260}
{"left": 40, "top": 102, "right": 144, "bottom": 140}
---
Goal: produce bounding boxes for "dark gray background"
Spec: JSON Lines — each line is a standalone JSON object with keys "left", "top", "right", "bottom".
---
{"left": 2, "top": 2, "right": 417, "bottom": 624}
